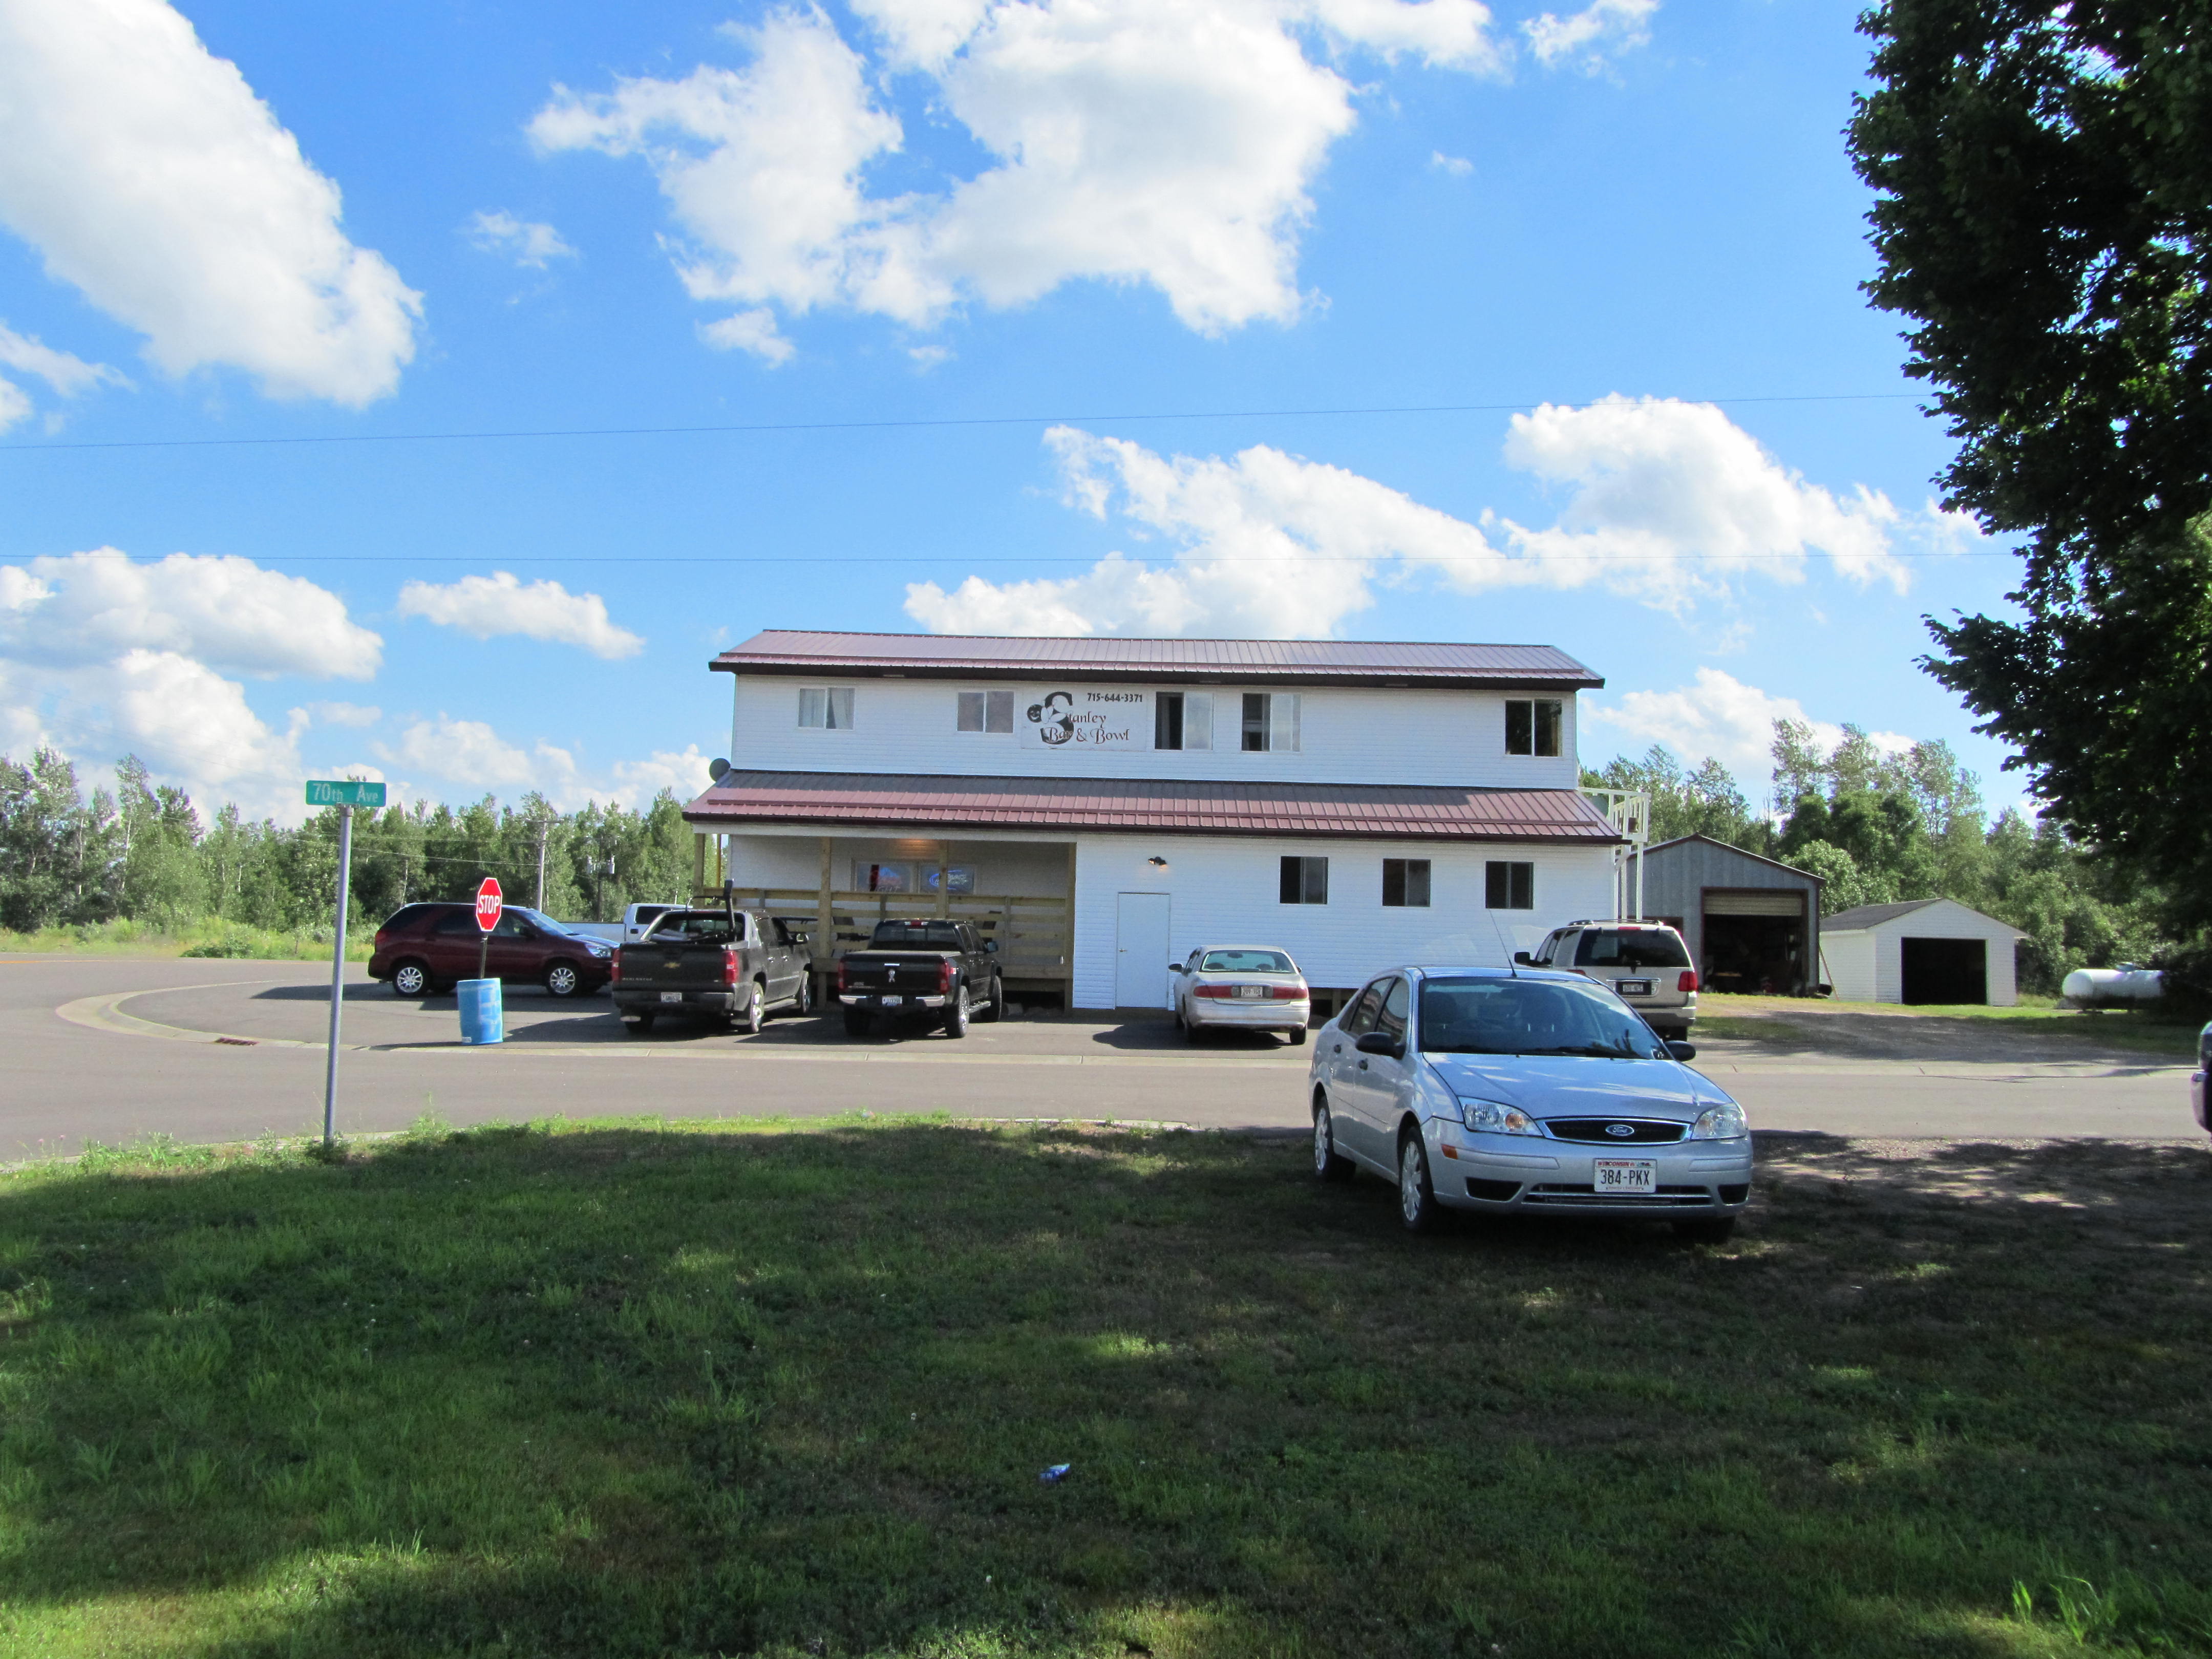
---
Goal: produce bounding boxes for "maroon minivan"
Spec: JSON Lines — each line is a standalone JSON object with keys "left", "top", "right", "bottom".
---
{"left": 368, "top": 902, "right": 614, "bottom": 998}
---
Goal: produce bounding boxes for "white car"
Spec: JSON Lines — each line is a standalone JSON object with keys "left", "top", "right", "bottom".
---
{"left": 1169, "top": 945, "right": 1310, "bottom": 1045}
{"left": 1308, "top": 965, "right": 1751, "bottom": 1239}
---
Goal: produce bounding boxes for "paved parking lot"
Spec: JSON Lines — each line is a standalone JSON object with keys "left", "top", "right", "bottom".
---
{"left": 3, "top": 953, "right": 2201, "bottom": 1157}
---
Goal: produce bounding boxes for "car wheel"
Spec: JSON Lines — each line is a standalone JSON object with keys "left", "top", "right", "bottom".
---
{"left": 843, "top": 1008, "right": 871, "bottom": 1038}
{"left": 981, "top": 975, "right": 1005, "bottom": 1022}
{"left": 944, "top": 982, "right": 971, "bottom": 1039}
{"left": 1674, "top": 1217, "right": 1737, "bottom": 1244}
{"left": 1312, "top": 1096, "right": 1354, "bottom": 1183}
{"left": 736, "top": 981, "right": 763, "bottom": 1036}
{"left": 1182, "top": 1009, "right": 1202, "bottom": 1044}
{"left": 1398, "top": 1129, "right": 1440, "bottom": 1234}
{"left": 624, "top": 1013, "right": 655, "bottom": 1036}
{"left": 791, "top": 974, "right": 814, "bottom": 1017}
{"left": 545, "top": 962, "right": 582, "bottom": 998}
{"left": 1287, "top": 1025, "right": 1308, "bottom": 1047}
{"left": 391, "top": 960, "right": 431, "bottom": 998}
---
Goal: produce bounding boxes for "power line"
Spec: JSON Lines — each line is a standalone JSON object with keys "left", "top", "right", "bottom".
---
{"left": 53, "top": 545, "right": 2005, "bottom": 565}
{"left": 0, "top": 391, "right": 1922, "bottom": 456}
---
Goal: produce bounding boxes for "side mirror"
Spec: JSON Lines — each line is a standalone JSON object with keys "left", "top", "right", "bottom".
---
{"left": 984, "top": 939, "right": 999, "bottom": 953}
{"left": 1665, "top": 1040, "right": 1697, "bottom": 1062}
{"left": 1168, "top": 962, "right": 1183, "bottom": 973}
{"left": 1354, "top": 1031, "right": 1403, "bottom": 1058}
{"left": 1512, "top": 951, "right": 1534, "bottom": 966}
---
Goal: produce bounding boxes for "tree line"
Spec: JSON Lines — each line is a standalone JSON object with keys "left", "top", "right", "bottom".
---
{"left": 0, "top": 749, "right": 697, "bottom": 938}
{"left": 1583, "top": 720, "right": 2188, "bottom": 995}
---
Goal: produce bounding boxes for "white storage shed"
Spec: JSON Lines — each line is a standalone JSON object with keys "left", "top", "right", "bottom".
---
{"left": 1818, "top": 898, "right": 2026, "bottom": 1007}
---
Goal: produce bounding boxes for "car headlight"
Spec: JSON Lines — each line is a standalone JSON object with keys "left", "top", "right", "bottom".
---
{"left": 1459, "top": 1098, "right": 1541, "bottom": 1136}
{"left": 1688, "top": 1102, "right": 1749, "bottom": 1140}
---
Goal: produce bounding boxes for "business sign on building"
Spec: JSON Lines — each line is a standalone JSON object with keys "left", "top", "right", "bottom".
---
{"left": 1018, "top": 688, "right": 1151, "bottom": 752}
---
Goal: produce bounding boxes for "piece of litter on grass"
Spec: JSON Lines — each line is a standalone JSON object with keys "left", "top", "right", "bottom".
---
{"left": 1039, "top": 1463, "right": 1072, "bottom": 1484}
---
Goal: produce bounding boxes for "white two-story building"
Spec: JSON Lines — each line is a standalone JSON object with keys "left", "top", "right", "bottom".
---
{"left": 682, "top": 630, "right": 1624, "bottom": 1013}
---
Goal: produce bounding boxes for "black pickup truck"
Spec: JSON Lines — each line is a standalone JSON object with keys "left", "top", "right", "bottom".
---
{"left": 612, "top": 905, "right": 813, "bottom": 1035}
{"left": 835, "top": 918, "right": 1004, "bottom": 1038}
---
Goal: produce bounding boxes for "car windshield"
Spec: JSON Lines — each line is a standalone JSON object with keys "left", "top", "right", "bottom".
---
{"left": 644, "top": 913, "right": 741, "bottom": 945}
{"left": 1199, "top": 950, "right": 1295, "bottom": 974}
{"left": 1572, "top": 929, "right": 1690, "bottom": 969}
{"left": 872, "top": 921, "right": 964, "bottom": 947}
{"left": 1418, "top": 977, "right": 1669, "bottom": 1058}
{"left": 513, "top": 908, "right": 575, "bottom": 937}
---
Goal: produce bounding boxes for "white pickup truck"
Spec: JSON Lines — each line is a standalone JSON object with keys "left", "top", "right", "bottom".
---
{"left": 560, "top": 902, "right": 687, "bottom": 946}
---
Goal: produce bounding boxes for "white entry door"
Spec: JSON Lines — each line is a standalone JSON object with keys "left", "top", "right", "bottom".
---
{"left": 1115, "top": 892, "right": 1173, "bottom": 1008}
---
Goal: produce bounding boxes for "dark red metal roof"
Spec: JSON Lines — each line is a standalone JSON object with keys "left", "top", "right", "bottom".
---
{"left": 709, "top": 630, "right": 1602, "bottom": 689}
{"left": 683, "top": 771, "right": 1621, "bottom": 842}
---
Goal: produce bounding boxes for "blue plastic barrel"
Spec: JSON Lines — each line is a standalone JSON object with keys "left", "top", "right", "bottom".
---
{"left": 457, "top": 977, "right": 504, "bottom": 1045}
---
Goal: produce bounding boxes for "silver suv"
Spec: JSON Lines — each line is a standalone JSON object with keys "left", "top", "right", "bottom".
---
{"left": 1516, "top": 921, "right": 1698, "bottom": 1039}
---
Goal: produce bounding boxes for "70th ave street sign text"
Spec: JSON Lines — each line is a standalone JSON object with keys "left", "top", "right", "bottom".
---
{"left": 305, "top": 779, "right": 387, "bottom": 809}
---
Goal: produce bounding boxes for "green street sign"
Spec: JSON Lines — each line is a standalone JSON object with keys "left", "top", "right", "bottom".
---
{"left": 305, "top": 779, "right": 387, "bottom": 809}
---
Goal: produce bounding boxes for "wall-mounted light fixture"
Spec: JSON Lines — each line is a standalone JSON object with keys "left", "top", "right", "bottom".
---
{"left": 1147, "top": 856, "right": 1169, "bottom": 869}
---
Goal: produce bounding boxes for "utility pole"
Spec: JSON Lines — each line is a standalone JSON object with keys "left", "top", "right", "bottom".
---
{"left": 534, "top": 816, "right": 549, "bottom": 912}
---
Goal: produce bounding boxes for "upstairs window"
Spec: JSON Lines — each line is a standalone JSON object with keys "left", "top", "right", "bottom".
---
{"left": 798, "top": 687, "right": 855, "bottom": 730}
{"left": 956, "top": 689, "right": 1014, "bottom": 733}
{"left": 1280, "top": 855, "right": 1329, "bottom": 905}
{"left": 1241, "top": 692, "right": 1301, "bottom": 753}
{"left": 1505, "top": 698, "right": 1562, "bottom": 757}
{"left": 1485, "top": 860, "right": 1535, "bottom": 910}
{"left": 1154, "top": 691, "right": 1213, "bottom": 751}
{"left": 1382, "top": 858, "right": 1431, "bottom": 908}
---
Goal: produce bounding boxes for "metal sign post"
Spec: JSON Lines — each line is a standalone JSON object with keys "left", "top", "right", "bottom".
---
{"left": 306, "top": 779, "right": 387, "bottom": 1146}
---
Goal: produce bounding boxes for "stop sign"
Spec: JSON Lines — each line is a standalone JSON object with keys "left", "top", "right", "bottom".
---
{"left": 475, "top": 876, "right": 503, "bottom": 932}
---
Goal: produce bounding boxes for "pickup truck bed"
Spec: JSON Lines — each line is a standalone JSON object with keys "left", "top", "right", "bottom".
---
{"left": 836, "top": 918, "right": 1004, "bottom": 1038}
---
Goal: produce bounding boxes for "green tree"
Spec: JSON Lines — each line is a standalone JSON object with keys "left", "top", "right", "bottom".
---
{"left": 1848, "top": 0, "right": 2212, "bottom": 928}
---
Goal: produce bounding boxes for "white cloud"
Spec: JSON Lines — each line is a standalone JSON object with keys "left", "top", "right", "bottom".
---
{"left": 0, "top": 651, "right": 309, "bottom": 822}
{"left": 1523, "top": 0, "right": 1657, "bottom": 71}
{"left": 0, "top": 321, "right": 127, "bottom": 433}
{"left": 1919, "top": 498, "right": 1991, "bottom": 556}
{"left": 1492, "top": 395, "right": 1908, "bottom": 606}
{"left": 1585, "top": 667, "right": 1910, "bottom": 779}
{"left": 0, "top": 549, "right": 384, "bottom": 821}
{"left": 379, "top": 720, "right": 712, "bottom": 810}
{"left": 305, "top": 700, "right": 381, "bottom": 728}
{"left": 395, "top": 571, "right": 645, "bottom": 660}
{"left": 465, "top": 209, "right": 577, "bottom": 269}
{"left": 1430, "top": 150, "right": 1474, "bottom": 175}
{"left": 0, "top": 0, "right": 420, "bottom": 404}
{"left": 0, "top": 549, "right": 381, "bottom": 678}
{"left": 532, "top": 0, "right": 1510, "bottom": 351}
{"left": 906, "top": 401, "right": 1907, "bottom": 635}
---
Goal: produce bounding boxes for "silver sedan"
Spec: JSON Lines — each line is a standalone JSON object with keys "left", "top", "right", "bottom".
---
{"left": 1307, "top": 965, "right": 1751, "bottom": 1240}
{"left": 1170, "top": 945, "right": 1311, "bottom": 1045}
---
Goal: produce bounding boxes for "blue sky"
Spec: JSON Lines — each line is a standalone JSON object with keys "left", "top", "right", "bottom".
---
{"left": 0, "top": 0, "right": 2025, "bottom": 824}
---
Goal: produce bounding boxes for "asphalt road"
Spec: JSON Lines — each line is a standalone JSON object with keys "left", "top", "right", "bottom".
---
{"left": 2, "top": 954, "right": 2201, "bottom": 1158}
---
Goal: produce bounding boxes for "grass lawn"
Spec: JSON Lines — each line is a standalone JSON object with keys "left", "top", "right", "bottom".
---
{"left": 0, "top": 920, "right": 371, "bottom": 963}
{"left": 1, "top": 1119, "right": 2207, "bottom": 1657}
{"left": 1696, "top": 994, "right": 2206, "bottom": 1058}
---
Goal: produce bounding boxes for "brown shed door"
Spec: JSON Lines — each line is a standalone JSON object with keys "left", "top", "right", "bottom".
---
{"left": 1901, "top": 938, "right": 1986, "bottom": 1005}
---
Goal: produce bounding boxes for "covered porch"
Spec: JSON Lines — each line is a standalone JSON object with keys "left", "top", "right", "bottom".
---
{"left": 687, "top": 828, "right": 1076, "bottom": 1008}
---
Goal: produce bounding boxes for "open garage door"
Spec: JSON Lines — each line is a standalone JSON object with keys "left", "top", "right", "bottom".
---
{"left": 1700, "top": 890, "right": 1810, "bottom": 995}
{"left": 1901, "top": 937, "right": 1986, "bottom": 1005}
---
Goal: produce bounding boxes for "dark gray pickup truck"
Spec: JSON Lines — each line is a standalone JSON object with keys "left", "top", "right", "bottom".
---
{"left": 612, "top": 905, "right": 813, "bottom": 1035}
{"left": 835, "top": 918, "right": 1003, "bottom": 1038}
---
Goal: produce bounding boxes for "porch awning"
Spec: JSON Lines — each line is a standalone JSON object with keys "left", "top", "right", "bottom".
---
{"left": 682, "top": 770, "right": 1621, "bottom": 843}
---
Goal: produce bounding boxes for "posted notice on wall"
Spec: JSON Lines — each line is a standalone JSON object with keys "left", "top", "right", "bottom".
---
{"left": 1017, "top": 688, "right": 1150, "bottom": 751}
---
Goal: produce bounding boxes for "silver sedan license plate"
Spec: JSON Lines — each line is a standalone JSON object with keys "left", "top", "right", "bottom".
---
{"left": 1235, "top": 985, "right": 1265, "bottom": 999}
{"left": 1617, "top": 979, "right": 1652, "bottom": 996}
{"left": 660, "top": 991, "right": 683, "bottom": 1004}
{"left": 1593, "top": 1159, "right": 1656, "bottom": 1195}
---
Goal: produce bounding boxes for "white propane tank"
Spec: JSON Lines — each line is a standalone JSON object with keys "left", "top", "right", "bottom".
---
{"left": 2061, "top": 965, "right": 2165, "bottom": 1005}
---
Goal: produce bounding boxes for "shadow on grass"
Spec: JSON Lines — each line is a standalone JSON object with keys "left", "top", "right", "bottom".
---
{"left": 1, "top": 1123, "right": 2209, "bottom": 1656}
